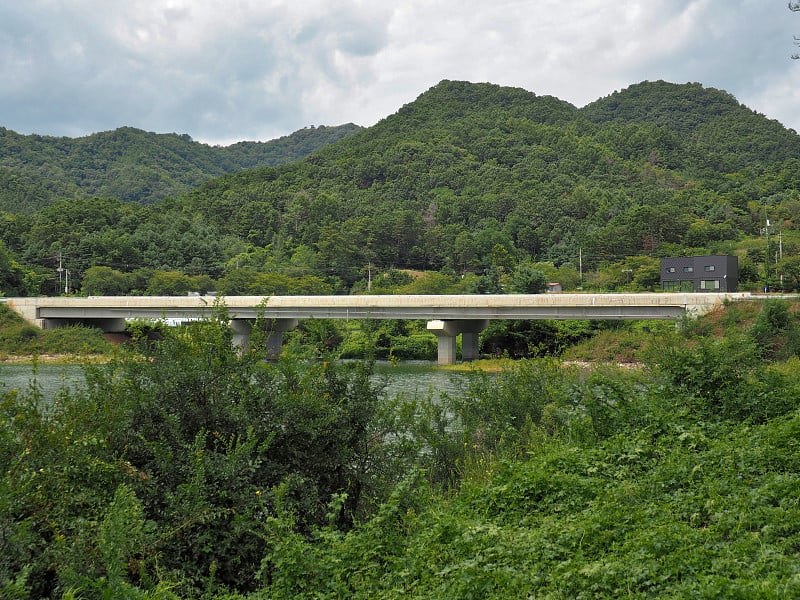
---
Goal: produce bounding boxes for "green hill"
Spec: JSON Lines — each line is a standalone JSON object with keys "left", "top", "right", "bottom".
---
{"left": 0, "top": 123, "right": 362, "bottom": 210}
{"left": 582, "top": 80, "right": 800, "bottom": 171}
{"left": 169, "top": 79, "right": 799, "bottom": 277}
{"left": 2, "top": 79, "right": 800, "bottom": 295}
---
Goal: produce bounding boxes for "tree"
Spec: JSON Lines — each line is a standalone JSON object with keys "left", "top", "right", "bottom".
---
{"left": 778, "top": 254, "right": 800, "bottom": 290}
{"left": 145, "top": 270, "right": 213, "bottom": 295}
{"left": 75, "top": 309, "right": 391, "bottom": 594}
{"left": 395, "top": 271, "right": 465, "bottom": 294}
{"left": 593, "top": 256, "right": 660, "bottom": 291}
{"left": 81, "top": 265, "right": 131, "bottom": 296}
{"left": 507, "top": 260, "right": 548, "bottom": 294}
{"left": 468, "top": 266, "right": 503, "bottom": 294}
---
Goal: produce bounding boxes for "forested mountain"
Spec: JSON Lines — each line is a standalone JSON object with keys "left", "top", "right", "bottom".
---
{"left": 582, "top": 80, "right": 800, "bottom": 170}
{"left": 2, "top": 79, "right": 800, "bottom": 297}
{"left": 0, "top": 123, "right": 362, "bottom": 210}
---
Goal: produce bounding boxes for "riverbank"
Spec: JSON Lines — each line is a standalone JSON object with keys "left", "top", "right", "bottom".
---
{"left": 0, "top": 353, "right": 112, "bottom": 364}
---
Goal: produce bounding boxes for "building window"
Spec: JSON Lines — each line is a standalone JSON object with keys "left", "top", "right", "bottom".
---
{"left": 667, "top": 267, "right": 676, "bottom": 273}
{"left": 662, "top": 281, "right": 678, "bottom": 291}
{"left": 683, "top": 266, "right": 693, "bottom": 273}
{"left": 704, "top": 265, "right": 715, "bottom": 272}
{"left": 700, "top": 280, "right": 720, "bottom": 290}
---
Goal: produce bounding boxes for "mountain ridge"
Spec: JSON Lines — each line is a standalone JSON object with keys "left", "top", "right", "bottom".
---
{"left": 3, "top": 78, "right": 800, "bottom": 296}
{"left": 0, "top": 122, "right": 363, "bottom": 210}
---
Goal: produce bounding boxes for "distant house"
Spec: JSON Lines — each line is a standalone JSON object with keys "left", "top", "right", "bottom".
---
{"left": 660, "top": 255, "right": 738, "bottom": 292}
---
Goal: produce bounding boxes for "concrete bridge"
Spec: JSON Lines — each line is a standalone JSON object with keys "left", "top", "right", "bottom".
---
{"left": 5, "top": 292, "right": 752, "bottom": 364}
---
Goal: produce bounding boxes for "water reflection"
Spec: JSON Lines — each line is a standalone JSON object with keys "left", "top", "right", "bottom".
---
{"left": 0, "top": 363, "right": 86, "bottom": 398}
{"left": 1, "top": 360, "right": 471, "bottom": 403}
{"left": 372, "top": 360, "right": 468, "bottom": 401}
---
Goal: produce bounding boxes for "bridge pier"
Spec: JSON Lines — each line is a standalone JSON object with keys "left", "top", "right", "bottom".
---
{"left": 230, "top": 318, "right": 298, "bottom": 358}
{"left": 427, "top": 319, "right": 489, "bottom": 365}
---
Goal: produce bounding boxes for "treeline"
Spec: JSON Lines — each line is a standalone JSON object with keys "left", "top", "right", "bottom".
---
{"left": 2, "top": 299, "right": 800, "bottom": 597}
{"left": 3, "top": 80, "right": 800, "bottom": 296}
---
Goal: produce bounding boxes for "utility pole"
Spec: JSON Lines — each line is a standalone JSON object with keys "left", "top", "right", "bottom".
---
{"left": 762, "top": 213, "right": 772, "bottom": 292}
{"left": 57, "top": 252, "right": 64, "bottom": 294}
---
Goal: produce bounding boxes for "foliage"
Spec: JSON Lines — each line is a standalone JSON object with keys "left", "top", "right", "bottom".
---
{"left": 81, "top": 265, "right": 132, "bottom": 296}
{"left": 0, "top": 124, "right": 362, "bottom": 209}
{"left": 652, "top": 300, "right": 800, "bottom": 422}
{"left": 506, "top": 260, "right": 547, "bottom": 293}
{"left": 0, "top": 240, "right": 41, "bottom": 296}
{"left": 4, "top": 80, "right": 800, "bottom": 294}
{"left": 749, "top": 298, "right": 800, "bottom": 359}
{"left": 480, "top": 319, "right": 596, "bottom": 359}
{"left": 561, "top": 320, "right": 670, "bottom": 363}
{"left": 0, "top": 305, "right": 418, "bottom": 597}
{"left": 0, "top": 303, "right": 112, "bottom": 355}
{"left": 4, "top": 301, "right": 800, "bottom": 596}
{"left": 337, "top": 319, "right": 438, "bottom": 361}
{"left": 252, "top": 310, "right": 800, "bottom": 599}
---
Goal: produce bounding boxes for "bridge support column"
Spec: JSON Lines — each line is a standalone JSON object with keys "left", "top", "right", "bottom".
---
{"left": 230, "top": 319, "right": 253, "bottom": 351}
{"left": 230, "top": 318, "right": 298, "bottom": 359}
{"left": 427, "top": 319, "right": 489, "bottom": 365}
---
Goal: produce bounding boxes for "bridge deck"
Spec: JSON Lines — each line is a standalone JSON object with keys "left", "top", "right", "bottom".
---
{"left": 8, "top": 292, "right": 753, "bottom": 324}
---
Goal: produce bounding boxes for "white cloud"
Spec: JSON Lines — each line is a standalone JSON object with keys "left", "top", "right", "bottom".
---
{"left": 0, "top": 0, "right": 798, "bottom": 144}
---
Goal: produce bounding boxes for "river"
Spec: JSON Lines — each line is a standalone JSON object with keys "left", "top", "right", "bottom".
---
{"left": 0, "top": 360, "right": 470, "bottom": 403}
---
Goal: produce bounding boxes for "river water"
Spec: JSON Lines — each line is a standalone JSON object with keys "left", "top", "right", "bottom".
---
{"left": 0, "top": 360, "right": 469, "bottom": 403}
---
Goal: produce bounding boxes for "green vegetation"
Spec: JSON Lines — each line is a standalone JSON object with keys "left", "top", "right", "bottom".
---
{"left": 0, "top": 303, "right": 112, "bottom": 358}
{"left": 5, "top": 77, "right": 800, "bottom": 596}
{"left": 0, "top": 124, "right": 362, "bottom": 210}
{"left": 2, "top": 80, "right": 800, "bottom": 297}
{"left": 2, "top": 299, "right": 800, "bottom": 597}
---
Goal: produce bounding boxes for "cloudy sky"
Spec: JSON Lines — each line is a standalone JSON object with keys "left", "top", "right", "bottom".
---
{"left": 1, "top": 0, "right": 798, "bottom": 145}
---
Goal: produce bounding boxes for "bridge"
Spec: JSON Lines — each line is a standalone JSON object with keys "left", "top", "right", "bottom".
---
{"left": 6, "top": 292, "right": 753, "bottom": 364}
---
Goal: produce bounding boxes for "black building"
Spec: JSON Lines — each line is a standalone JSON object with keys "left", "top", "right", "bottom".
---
{"left": 660, "top": 255, "right": 738, "bottom": 292}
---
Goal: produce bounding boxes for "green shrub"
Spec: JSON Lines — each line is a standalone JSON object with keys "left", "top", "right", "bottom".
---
{"left": 442, "top": 359, "right": 574, "bottom": 458}
{"left": 38, "top": 326, "right": 113, "bottom": 354}
{"left": 750, "top": 299, "right": 791, "bottom": 357}
{"left": 7, "top": 299, "right": 800, "bottom": 597}
{"left": 337, "top": 320, "right": 436, "bottom": 360}
{"left": 651, "top": 333, "right": 799, "bottom": 422}
{"left": 0, "top": 303, "right": 113, "bottom": 355}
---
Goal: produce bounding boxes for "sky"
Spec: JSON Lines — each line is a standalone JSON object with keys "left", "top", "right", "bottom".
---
{"left": 1, "top": 0, "right": 799, "bottom": 146}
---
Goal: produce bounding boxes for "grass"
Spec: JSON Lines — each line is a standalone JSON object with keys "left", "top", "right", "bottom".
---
{"left": 442, "top": 358, "right": 517, "bottom": 372}
{"left": 0, "top": 303, "right": 113, "bottom": 359}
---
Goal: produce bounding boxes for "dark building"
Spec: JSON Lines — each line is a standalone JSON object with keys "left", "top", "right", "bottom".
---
{"left": 660, "top": 255, "right": 738, "bottom": 292}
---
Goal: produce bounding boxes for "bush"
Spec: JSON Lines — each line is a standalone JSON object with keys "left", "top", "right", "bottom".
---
{"left": 337, "top": 320, "right": 437, "bottom": 361}
{"left": 750, "top": 299, "right": 799, "bottom": 359}
{"left": 37, "top": 326, "right": 114, "bottom": 355}
{"left": 442, "top": 359, "right": 575, "bottom": 458}
{"left": 0, "top": 306, "right": 414, "bottom": 597}
{"left": 651, "top": 333, "right": 799, "bottom": 422}
{"left": 0, "top": 304, "right": 113, "bottom": 355}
